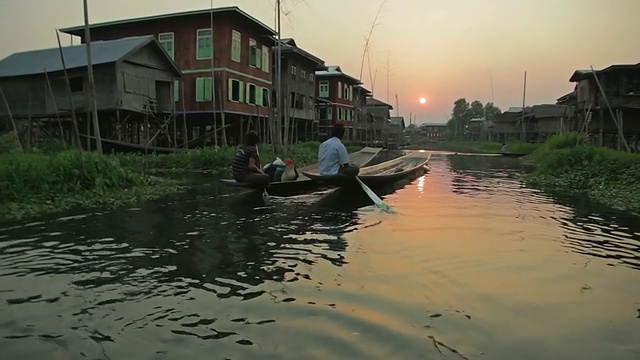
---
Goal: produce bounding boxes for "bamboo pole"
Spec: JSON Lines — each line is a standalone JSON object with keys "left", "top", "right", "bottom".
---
{"left": 0, "top": 85, "right": 23, "bottom": 152}
{"left": 55, "top": 29, "right": 82, "bottom": 157}
{"left": 520, "top": 71, "right": 527, "bottom": 141}
{"left": 43, "top": 69, "right": 65, "bottom": 144}
{"left": 209, "top": 2, "right": 218, "bottom": 148}
{"left": 590, "top": 66, "right": 630, "bottom": 152}
{"left": 82, "top": 0, "right": 103, "bottom": 155}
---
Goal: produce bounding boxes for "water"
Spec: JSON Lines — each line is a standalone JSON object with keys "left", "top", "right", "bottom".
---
{"left": 1, "top": 153, "right": 638, "bottom": 359}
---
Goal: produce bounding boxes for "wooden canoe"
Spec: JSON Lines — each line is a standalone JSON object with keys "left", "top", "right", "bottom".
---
{"left": 219, "top": 146, "right": 383, "bottom": 194}
{"left": 499, "top": 152, "right": 528, "bottom": 158}
{"left": 302, "top": 151, "right": 431, "bottom": 187}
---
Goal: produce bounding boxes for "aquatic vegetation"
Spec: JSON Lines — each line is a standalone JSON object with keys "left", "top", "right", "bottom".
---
{"left": 526, "top": 132, "right": 640, "bottom": 212}
{"left": 0, "top": 139, "right": 361, "bottom": 221}
{"left": 0, "top": 148, "right": 178, "bottom": 222}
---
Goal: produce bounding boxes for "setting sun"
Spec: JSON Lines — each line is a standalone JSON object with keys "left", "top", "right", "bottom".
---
{"left": 419, "top": 97, "right": 427, "bottom": 104}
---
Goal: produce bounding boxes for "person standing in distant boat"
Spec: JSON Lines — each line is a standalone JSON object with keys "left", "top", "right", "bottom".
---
{"left": 232, "top": 131, "right": 269, "bottom": 186}
{"left": 501, "top": 143, "right": 509, "bottom": 153}
{"left": 318, "top": 124, "right": 359, "bottom": 177}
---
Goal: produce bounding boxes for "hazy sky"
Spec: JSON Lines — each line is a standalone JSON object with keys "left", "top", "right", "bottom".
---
{"left": 1, "top": 0, "right": 639, "bottom": 123}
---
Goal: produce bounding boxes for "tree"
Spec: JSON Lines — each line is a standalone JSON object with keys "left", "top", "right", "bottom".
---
{"left": 447, "top": 98, "right": 470, "bottom": 138}
{"left": 484, "top": 102, "right": 502, "bottom": 121}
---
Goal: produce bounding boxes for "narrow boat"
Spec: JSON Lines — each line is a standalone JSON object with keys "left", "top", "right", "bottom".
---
{"left": 220, "top": 147, "right": 383, "bottom": 194}
{"left": 302, "top": 151, "right": 431, "bottom": 187}
{"left": 499, "top": 152, "right": 528, "bottom": 158}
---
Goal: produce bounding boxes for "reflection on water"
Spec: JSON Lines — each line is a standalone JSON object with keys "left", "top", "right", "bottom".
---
{"left": 0, "top": 152, "right": 639, "bottom": 359}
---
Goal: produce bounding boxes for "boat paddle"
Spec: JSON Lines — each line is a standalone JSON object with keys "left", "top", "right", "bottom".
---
{"left": 355, "top": 177, "right": 392, "bottom": 212}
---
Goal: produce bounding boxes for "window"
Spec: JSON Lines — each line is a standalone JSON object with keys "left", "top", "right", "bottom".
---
{"left": 301, "top": 70, "right": 306, "bottom": 79}
{"left": 309, "top": 74, "right": 314, "bottom": 83}
{"left": 197, "top": 29, "right": 213, "bottom": 59}
{"left": 261, "top": 45, "right": 270, "bottom": 72}
{"left": 231, "top": 30, "right": 241, "bottom": 62}
{"left": 291, "top": 65, "right": 297, "bottom": 77}
{"left": 195, "top": 77, "right": 212, "bottom": 102}
{"left": 174, "top": 80, "right": 179, "bottom": 102}
{"left": 249, "top": 38, "right": 259, "bottom": 67}
{"left": 344, "top": 84, "right": 349, "bottom": 100}
{"left": 338, "top": 81, "right": 342, "bottom": 98}
{"left": 246, "top": 83, "right": 257, "bottom": 105}
{"left": 159, "top": 33, "right": 174, "bottom": 59}
{"left": 262, "top": 87, "right": 270, "bottom": 107}
{"left": 69, "top": 77, "right": 83, "bottom": 92}
{"left": 289, "top": 92, "right": 296, "bottom": 108}
{"left": 328, "top": 107, "right": 333, "bottom": 120}
{"left": 228, "top": 79, "right": 243, "bottom": 102}
{"left": 319, "top": 81, "right": 329, "bottom": 98}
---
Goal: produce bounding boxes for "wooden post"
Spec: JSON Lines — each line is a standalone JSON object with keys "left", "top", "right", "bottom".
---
{"left": 144, "top": 112, "right": 149, "bottom": 155}
{"left": 83, "top": 0, "right": 103, "bottom": 155}
{"left": 28, "top": 90, "right": 33, "bottom": 150}
{"left": 55, "top": 29, "right": 82, "bottom": 157}
{"left": 43, "top": 69, "right": 65, "bottom": 145}
{"left": 209, "top": 5, "right": 218, "bottom": 149}
{"left": 0, "top": 85, "right": 24, "bottom": 152}
{"left": 590, "top": 66, "right": 630, "bottom": 151}
{"left": 181, "top": 80, "right": 188, "bottom": 149}
{"left": 521, "top": 71, "right": 527, "bottom": 142}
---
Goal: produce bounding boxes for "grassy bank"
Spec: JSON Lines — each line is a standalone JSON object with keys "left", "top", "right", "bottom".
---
{"left": 118, "top": 141, "right": 362, "bottom": 175}
{"left": 525, "top": 132, "right": 640, "bottom": 212}
{"left": 412, "top": 140, "right": 541, "bottom": 154}
{"left": 0, "top": 134, "right": 359, "bottom": 221}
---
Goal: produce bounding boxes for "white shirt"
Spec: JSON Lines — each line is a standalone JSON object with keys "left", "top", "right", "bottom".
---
{"left": 318, "top": 137, "right": 350, "bottom": 176}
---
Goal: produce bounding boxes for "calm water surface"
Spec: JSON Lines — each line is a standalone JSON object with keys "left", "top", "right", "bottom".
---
{"left": 1, "top": 153, "right": 639, "bottom": 359}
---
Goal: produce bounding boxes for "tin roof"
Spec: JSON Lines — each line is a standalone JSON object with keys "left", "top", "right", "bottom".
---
{"left": 60, "top": 6, "right": 276, "bottom": 36}
{"left": 366, "top": 97, "right": 393, "bottom": 108}
{"left": 279, "top": 38, "right": 325, "bottom": 69}
{"left": 0, "top": 36, "right": 181, "bottom": 78}
{"left": 316, "top": 66, "right": 362, "bottom": 84}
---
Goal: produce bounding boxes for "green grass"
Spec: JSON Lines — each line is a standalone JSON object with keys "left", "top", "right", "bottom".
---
{"left": 525, "top": 132, "right": 640, "bottom": 212}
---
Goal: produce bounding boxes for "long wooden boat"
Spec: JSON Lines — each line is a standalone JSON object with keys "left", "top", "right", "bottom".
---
{"left": 302, "top": 151, "right": 431, "bottom": 187}
{"left": 499, "top": 152, "right": 528, "bottom": 158}
{"left": 219, "top": 147, "right": 383, "bottom": 194}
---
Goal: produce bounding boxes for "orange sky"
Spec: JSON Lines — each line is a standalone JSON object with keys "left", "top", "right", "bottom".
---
{"left": 1, "top": 0, "right": 639, "bottom": 123}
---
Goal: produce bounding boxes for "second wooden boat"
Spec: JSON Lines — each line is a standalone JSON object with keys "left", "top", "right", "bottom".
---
{"left": 302, "top": 151, "right": 431, "bottom": 187}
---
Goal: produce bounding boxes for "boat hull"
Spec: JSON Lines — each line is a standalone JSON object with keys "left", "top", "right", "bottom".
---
{"left": 302, "top": 151, "right": 431, "bottom": 187}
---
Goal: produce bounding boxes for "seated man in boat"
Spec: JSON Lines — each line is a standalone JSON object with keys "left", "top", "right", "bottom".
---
{"left": 501, "top": 143, "right": 509, "bottom": 153}
{"left": 318, "top": 124, "right": 359, "bottom": 177}
{"left": 231, "top": 131, "right": 270, "bottom": 186}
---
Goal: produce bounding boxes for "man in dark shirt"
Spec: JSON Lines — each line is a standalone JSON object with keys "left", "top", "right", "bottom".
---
{"left": 232, "top": 131, "right": 269, "bottom": 186}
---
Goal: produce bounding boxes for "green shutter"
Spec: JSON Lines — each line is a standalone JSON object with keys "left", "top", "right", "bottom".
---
{"left": 256, "top": 86, "right": 263, "bottom": 106}
{"left": 196, "top": 78, "right": 203, "bottom": 101}
{"left": 231, "top": 31, "right": 241, "bottom": 62}
{"left": 174, "top": 80, "right": 179, "bottom": 102}
{"left": 197, "top": 29, "right": 213, "bottom": 59}
{"left": 328, "top": 108, "right": 333, "bottom": 120}
{"left": 204, "top": 78, "right": 212, "bottom": 101}
{"left": 228, "top": 78, "right": 234, "bottom": 101}
{"left": 239, "top": 81, "right": 244, "bottom": 103}
{"left": 246, "top": 83, "right": 251, "bottom": 104}
{"left": 196, "top": 77, "right": 212, "bottom": 102}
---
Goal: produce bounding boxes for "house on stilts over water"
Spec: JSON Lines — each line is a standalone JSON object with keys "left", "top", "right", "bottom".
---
{"left": 60, "top": 6, "right": 277, "bottom": 148}
{"left": 0, "top": 35, "right": 182, "bottom": 153}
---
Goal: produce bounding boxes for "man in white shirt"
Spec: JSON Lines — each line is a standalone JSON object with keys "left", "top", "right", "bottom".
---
{"left": 318, "top": 124, "right": 359, "bottom": 177}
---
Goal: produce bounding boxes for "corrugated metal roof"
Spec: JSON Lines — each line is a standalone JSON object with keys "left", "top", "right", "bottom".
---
{"left": 316, "top": 65, "right": 361, "bottom": 84}
{"left": 60, "top": 6, "right": 276, "bottom": 36}
{"left": 0, "top": 36, "right": 176, "bottom": 78}
{"left": 389, "top": 116, "right": 405, "bottom": 127}
{"left": 366, "top": 97, "right": 393, "bottom": 108}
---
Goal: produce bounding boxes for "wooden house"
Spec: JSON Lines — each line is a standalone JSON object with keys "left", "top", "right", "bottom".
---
{"left": 315, "top": 66, "right": 361, "bottom": 140}
{"left": 352, "top": 85, "right": 372, "bottom": 143}
{"left": 60, "top": 6, "right": 276, "bottom": 146}
{"left": 388, "top": 116, "right": 406, "bottom": 148}
{"left": 362, "top": 97, "right": 392, "bottom": 145}
{"left": 0, "top": 36, "right": 181, "bottom": 150}
{"left": 569, "top": 63, "right": 640, "bottom": 150}
{"left": 277, "top": 38, "right": 326, "bottom": 143}
{"left": 492, "top": 106, "right": 536, "bottom": 142}
{"left": 418, "top": 123, "right": 447, "bottom": 141}
{"left": 523, "top": 104, "right": 572, "bottom": 141}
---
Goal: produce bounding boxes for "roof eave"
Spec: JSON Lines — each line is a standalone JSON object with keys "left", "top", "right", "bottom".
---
{"left": 60, "top": 6, "right": 276, "bottom": 37}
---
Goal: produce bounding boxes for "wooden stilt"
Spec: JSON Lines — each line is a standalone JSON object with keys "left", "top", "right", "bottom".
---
{"left": 55, "top": 29, "right": 82, "bottom": 160}
{"left": 181, "top": 81, "right": 188, "bottom": 149}
{"left": 0, "top": 86, "right": 23, "bottom": 152}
